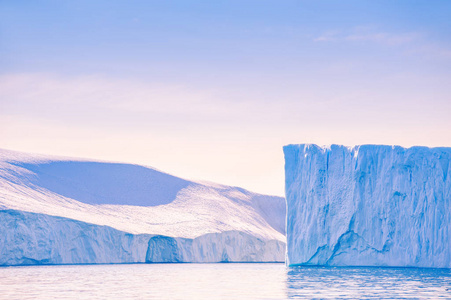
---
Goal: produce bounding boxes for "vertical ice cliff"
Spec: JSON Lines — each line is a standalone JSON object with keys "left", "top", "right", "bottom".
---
{"left": 146, "top": 232, "right": 285, "bottom": 263}
{"left": 0, "top": 210, "right": 151, "bottom": 265}
{"left": 0, "top": 210, "right": 285, "bottom": 265}
{"left": 284, "top": 144, "right": 451, "bottom": 268}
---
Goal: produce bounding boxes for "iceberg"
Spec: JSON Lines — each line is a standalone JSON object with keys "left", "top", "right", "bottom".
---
{"left": 0, "top": 210, "right": 150, "bottom": 265}
{"left": 0, "top": 210, "right": 284, "bottom": 265}
{"left": 146, "top": 231, "right": 284, "bottom": 263}
{"left": 0, "top": 149, "right": 286, "bottom": 266}
{"left": 284, "top": 144, "right": 451, "bottom": 268}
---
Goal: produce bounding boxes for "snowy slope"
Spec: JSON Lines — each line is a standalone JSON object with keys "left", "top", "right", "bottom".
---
{"left": 0, "top": 149, "right": 286, "bottom": 265}
{"left": 284, "top": 144, "right": 451, "bottom": 268}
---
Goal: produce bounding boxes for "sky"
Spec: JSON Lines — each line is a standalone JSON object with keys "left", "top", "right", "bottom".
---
{"left": 1, "top": 1, "right": 451, "bottom": 196}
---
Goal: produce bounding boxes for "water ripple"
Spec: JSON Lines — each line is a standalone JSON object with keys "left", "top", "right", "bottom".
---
{"left": 0, "top": 263, "right": 450, "bottom": 299}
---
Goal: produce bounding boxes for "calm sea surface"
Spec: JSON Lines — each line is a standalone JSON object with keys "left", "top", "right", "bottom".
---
{"left": 0, "top": 263, "right": 450, "bottom": 299}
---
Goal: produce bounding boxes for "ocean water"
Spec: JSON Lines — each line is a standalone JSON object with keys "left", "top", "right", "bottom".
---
{"left": 0, "top": 263, "right": 450, "bottom": 299}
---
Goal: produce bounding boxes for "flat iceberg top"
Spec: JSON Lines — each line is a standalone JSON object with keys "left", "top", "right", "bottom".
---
{"left": 284, "top": 143, "right": 451, "bottom": 268}
{"left": 284, "top": 143, "right": 451, "bottom": 153}
{"left": 0, "top": 148, "right": 285, "bottom": 241}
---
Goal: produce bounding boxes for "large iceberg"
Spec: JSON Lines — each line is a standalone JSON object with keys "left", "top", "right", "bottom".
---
{"left": 284, "top": 144, "right": 450, "bottom": 268}
{"left": 0, "top": 149, "right": 286, "bottom": 266}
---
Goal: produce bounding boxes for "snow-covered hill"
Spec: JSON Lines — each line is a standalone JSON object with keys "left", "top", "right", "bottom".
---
{"left": 0, "top": 149, "right": 286, "bottom": 265}
{"left": 284, "top": 144, "right": 451, "bottom": 268}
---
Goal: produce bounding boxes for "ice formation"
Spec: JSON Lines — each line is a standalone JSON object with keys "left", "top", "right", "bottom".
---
{"left": 0, "top": 149, "right": 285, "bottom": 266}
{"left": 284, "top": 144, "right": 450, "bottom": 268}
{"left": 0, "top": 210, "right": 284, "bottom": 265}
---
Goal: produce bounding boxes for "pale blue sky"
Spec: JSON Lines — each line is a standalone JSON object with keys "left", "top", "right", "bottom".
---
{"left": 1, "top": 1, "right": 451, "bottom": 195}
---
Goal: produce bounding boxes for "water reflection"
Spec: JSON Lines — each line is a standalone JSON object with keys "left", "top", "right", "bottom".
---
{"left": 0, "top": 263, "right": 449, "bottom": 299}
{"left": 286, "top": 265, "right": 451, "bottom": 299}
{"left": 0, "top": 263, "right": 288, "bottom": 300}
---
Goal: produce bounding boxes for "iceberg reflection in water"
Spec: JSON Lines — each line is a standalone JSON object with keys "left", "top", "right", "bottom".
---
{"left": 287, "top": 266, "right": 451, "bottom": 299}
{"left": 0, "top": 263, "right": 450, "bottom": 299}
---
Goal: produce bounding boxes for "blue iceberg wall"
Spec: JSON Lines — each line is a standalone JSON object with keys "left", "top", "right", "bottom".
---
{"left": 284, "top": 144, "right": 450, "bottom": 268}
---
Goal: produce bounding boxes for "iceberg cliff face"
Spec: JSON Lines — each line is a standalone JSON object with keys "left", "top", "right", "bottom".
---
{"left": 146, "top": 232, "right": 285, "bottom": 263}
{"left": 284, "top": 144, "right": 451, "bottom": 268}
{"left": 0, "top": 210, "right": 285, "bottom": 266}
{"left": 0, "top": 210, "right": 150, "bottom": 265}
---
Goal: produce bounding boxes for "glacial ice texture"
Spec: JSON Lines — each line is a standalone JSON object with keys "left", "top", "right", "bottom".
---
{"left": 0, "top": 210, "right": 285, "bottom": 266}
{"left": 284, "top": 144, "right": 451, "bottom": 268}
